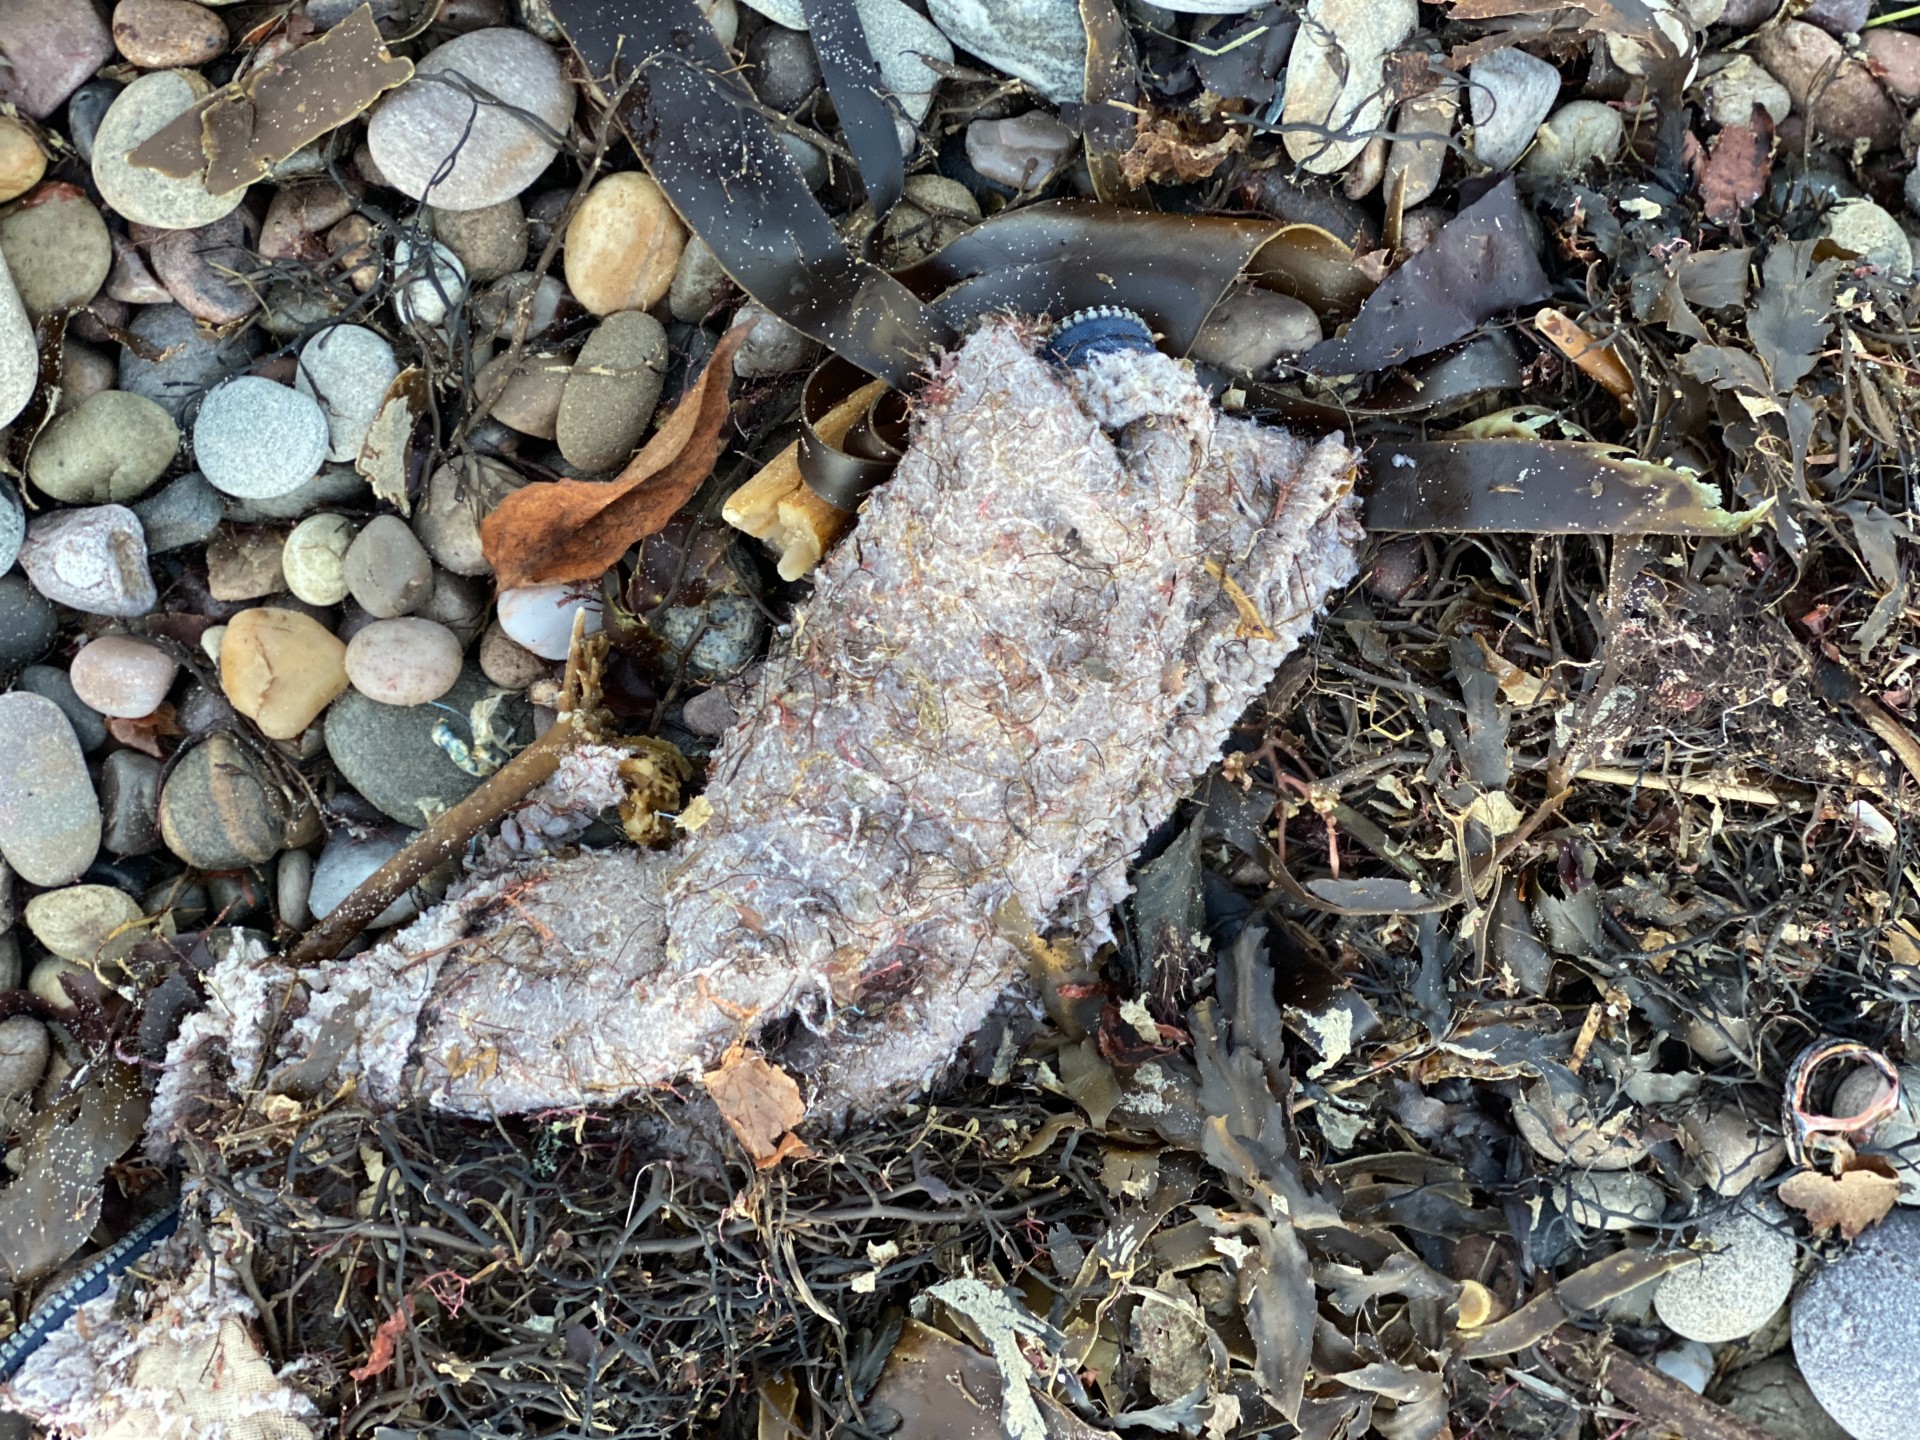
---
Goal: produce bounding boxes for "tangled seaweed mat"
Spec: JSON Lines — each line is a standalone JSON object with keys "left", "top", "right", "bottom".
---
{"left": 155, "top": 321, "right": 1362, "bottom": 1132}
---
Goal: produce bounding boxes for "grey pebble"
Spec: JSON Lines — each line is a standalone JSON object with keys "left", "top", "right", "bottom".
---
{"left": 1190, "top": 287, "right": 1322, "bottom": 377}
{"left": 927, "top": 0, "right": 1088, "bottom": 103}
{"left": 0, "top": 240, "right": 37, "bottom": 432}
{"left": 223, "top": 463, "right": 370, "bottom": 523}
{"left": 655, "top": 592, "right": 766, "bottom": 681}
{"left": 344, "top": 515, "right": 433, "bottom": 617}
{"left": 1793, "top": 1208, "right": 1920, "bottom": 1440}
{"left": 157, "top": 732, "right": 296, "bottom": 870}
{"left": 556, "top": 311, "right": 668, "bottom": 473}
{"left": 0, "top": 478, "right": 22, "bottom": 575}
{"left": 18, "top": 504, "right": 158, "bottom": 616}
{"left": 413, "top": 459, "right": 525, "bottom": 576}
{"left": 133, "top": 471, "right": 225, "bottom": 553}
{"left": 26, "top": 389, "right": 180, "bottom": 504}
{"left": 100, "top": 748, "right": 163, "bottom": 856}
{"left": 1468, "top": 46, "right": 1561, "bottom": 171}
{"left": 194, "top": 376, "right": 332, "bottom": 500}
{"left": 0, "top": 1016, "right": 49, "bottom": 1104}
{"left": 430, "top": 198, "right": 529, "bottom": 283}
{"left": 325, "top": 664, "right": 533, "bottom": 828}
{"left": 1654, "top": 1206, "right": 1797, "bottom": 1342}
{"left": 294, "top": 325, "right": 401, "bottom": 463}
{"left": 309, "top": 828, "right": 419, "bottom": 928}
{"left": 16, "top": 664, "right": 108, "bottom": 753}
{"left": 0, "top": 692, "right": 102, "bottom": 888}
{"left": 733, "top": 303, "right": 820, "bottom": 378}
{"left": 0, "top": 571, "right": 57, "bottom": 668}
{"left": 276, "top": 847, "right": 313, "bottom": 931}
{"left": 748, "top": 25, "right": 820, "bottom": 110}
{"left": 118, "top": 304, "right": 263, "bottom": 422}
{"left": 668, "top": 235, "right": 733, "bottom": 323}
{"left": 66, "top": 79, "right": 122, "bottom": 162}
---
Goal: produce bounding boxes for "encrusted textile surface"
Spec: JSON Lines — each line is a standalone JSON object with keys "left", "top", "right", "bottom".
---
{"left": 175, "top": 321, "right": 1362, "bottom": 1122}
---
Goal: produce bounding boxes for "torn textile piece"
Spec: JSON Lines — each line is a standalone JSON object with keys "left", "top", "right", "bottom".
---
{"left": 169, "top": 320, "right": 1362, "bottom": 1123}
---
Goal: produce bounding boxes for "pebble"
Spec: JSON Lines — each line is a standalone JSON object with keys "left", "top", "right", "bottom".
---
{"left": 782, "top": 134, "right": 831, "bottom": 191}
{"left": 681, "top": 685, "right": 740, "bottom": 737}
{"left": 1833, "top": 1064, "right": 1920, "bottom": 1202}
{"left": 325, "top": 663, "right": 533, "bottom": 827}
{"left": 747, "top": 24, "right": 822, "bottom": 110}
{"left": 1803, "top": 0, "right": 1869, "bottom": 34}
{"left": 344, "top": 515, "right": 433, "bottom": 618}
{"left": 345, "top": 617, "right": 464, "bottom": 707}
{"left": 206, "top": 525, "right": 287, "bottom": 601}
{"left": 655, "top": 593, "right": 767, "bottom": 680}
{"left": 0, "top": 1017, "right": 49, "bottom": 1103}
{"left": 111, "top": 0, "right": 227, "bottom": 70}
{"left": 16, "top": 664, "right": 107, "bottom": 752}
{"left": 92, "top": 69, "right": 247, "bottom": 230}
{"left": 1793, "top": 1209, "right": 1920, "bottom": 1440}
{"left": 258, "top": 178, "right": 357, "bottom": 262}
{"left": 326, "top": 213, "right": 381, "bottom": 292}
{"left": 1653, "top": 1339, "right": 1715, "bottom": 1394}
{"left": 0, "top": 573, "right": 58, "bottom": 667}
{"left": 1752, "top": 21, "right": 1901, "bottom": 150}
{"left": 219, "top": 606, "right": 349, "bottom": 739}
{"left": 281, "top": 513, "right": 357, "bottom": 605}
{"left": 496, "top": 583, "right": 604, "bottom": 660}
{"left": 1555, "top": 1170, "right": 1666, "bottom": 1230}
{"left": 417, "top": 568, "right": 488, "bottom": 646}
{"left": 478, "top": 619, "right": 549, "bottom": 688}
{"left": 148, "top": 210, "right": 258, "bottom": 323}
{"left": 1824, "top": 199, "right": 1912, "bottom": 278}
{"left": 0, "top": 257, "right": 32, "bottom": 440}
{"left": 117, "top": 303, "right": 262, "bottom": 421}
{"left": 1655, "top": 1207, "right": 1797, "bottom": 1342}
{"left": 0, "top": 480, "right": 21, "bottom": 574}
{"left": 66, "top": 80, "right": 122, "bottom": 163}
{"left": 100, "top": 748, "right": 162, "bottom": 855}
{"left": 1866, "top": 29, "right": 1920, "bottom": 104}
{"left": 392, "top": 236, "right": 467, "bottom": 327}
{"left": 1469, "top": 46, "right": 1561, "bottom": 171}
{"left": 476, "top": 350, "right": 570, "bottom": 438}
{"left": 367, "top": 27, "right": 575, "bottom": 211}
{"left": 926, "top": 0, "right": 1088, "bottom": 103}
{"left": 556, "top": 312, "right": 669, "bottom": 473}
{"left": 852, "top": 0, "right": 955, "bottom": 122}
{"left": 69, "top": 634, "right": 177, "bottom": 718}
{"left": 430, "top": 198, "right": 528, "bottom": 283}
{"left": 276, "top": 846, "right": 312, "bottom": 929}
{"left": 0, "top": 120, "right": 46, "bottom": 204}
{"left": 18, "top": 504, "right": 157, "bottom": 615}
{"left": 1190, "top": 287, "right": 1322, "bottom": 375}
{"left": 1703, "top": 54, "right": 1793, "bottom": 128}
{"left": 308, "top": 828, "right": 418, "bottom": 928}
{"left": 26, "top": 389, "right": 179, "bottom": 504}
{"left": 23, "top": 884, "right": 144, "bottom": 963}
{"left": 58, "top": 338, "right": 118, "bottom": 411}
{"left": 1677, "top": 1101, "right": 1787, "bottom": 1195}
{"left": 0, "top": 182, "right": 113, "bottom": 322}
{"left": 133, "top": 471, "right": 224, "bottom": 553}
{"left": 294, "top": 325, "right": 400, "bottom": 462}
{"left": 0, "top": 692, "right": 102, "bottom": 887}
{"left": 157, "top": 732, "right": 293, "bottom": 868}
{"left": 29, "top": 956, "right": 94, "bottom": 1011}
{"left": 413, "top": 458, "right": 523, "bottom": 575}
{"left": 878, "top": 175, "right": 980, "bottom": 269}
{"left": 108, "top": 235, "right": 171, "bottom": 305}
{"left": 1520, "top": 100, "right": 1625, "bottom": 177}
{"left": 732, "top": 304, "right": 819, "bottom": 378}
{"left": 223, "top": 463, "right": 368, "bottom": 523}
{"left": 1720, "top": 1357, "right": 1853, "bottom": 1440}
{"left": 668, "top": 235, "right": 734, "bottom": 323}
{"left": 965, "top": 112, "right": 1077, "bottom": 190}
{"left": 564, "top": 172, "right": 687, "bottom": 316}
{"left": 0, "top": 0, "right": 115, "bottom": 119}
{"left": 1282, "top": 0, "right": 1416, "bottom": 174}
{"left": 193, "top": 377, "right": 332, "bottom": 499}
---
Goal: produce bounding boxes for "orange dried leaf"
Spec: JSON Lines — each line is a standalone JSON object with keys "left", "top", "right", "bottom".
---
{"left": 1688, "top": 111, "right": 1773, "bottom": 225}
{"left": 349, "top": 1294, "right": 416, "bottom": 1382}
{"left": 1779, "top": 1159, "right": 1901, "bottom": 1240}
{"left": 702, "top": 1051, "right": 810, "bottom": 1168}
{"left": 107, "top": 704, "right": 182, "bottom": 759}
{"left": 481, "top": 325, "right": 748, "bottom": 590}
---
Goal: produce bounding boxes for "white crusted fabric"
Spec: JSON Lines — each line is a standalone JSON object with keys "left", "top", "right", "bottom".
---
{"left": 177, "top": 320, "right": 1361, "bottom": 1122}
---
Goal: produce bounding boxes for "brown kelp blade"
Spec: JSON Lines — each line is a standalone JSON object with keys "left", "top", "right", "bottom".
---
{"left": 800, "top": 0, "right": 904, "bottom": 220}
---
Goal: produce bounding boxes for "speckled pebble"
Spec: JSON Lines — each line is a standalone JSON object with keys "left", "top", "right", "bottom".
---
{"left": 556, "top": 311, "right": 668, "bottom": 472}
{"left": 206, "top": 525, "right": 287, "bottom": 601}
{"left": 0, "top": 1016, "right": 49, "bottom": 1102}
{"left": 15, "top": 664, "right": 106, "bottom": 752}
{"left": 23, "top": 883, "right": 144, "bottom": 962}
{"left": 413, "top": 459, "right": 524, "bottom": 576}
{"left": 133, "top": 471, "right": 224, "bottom": 553}
{"left": 17, "top": 503, "right": 156, "bottom": 615}
{"left": 158, "top": 731, "right": 295, "bottom": 868}
{"left": 92, "top": 69, "right": 246, "bottom": 229}
{"left": 430, "top": 198, "right": 528, "bottom": 283}
{"left": 0, "top": 0, "right": 116, "bottom": 120}
{"left": 563, "top": 172, "right": 686, "bottom": 316}
{"left": 294, "top": 325, "right": 401, "bottom": 462}
{"left": 69, "top": 634, "right": 178, "bottom": 717}
{"left": 194, "top": 376, "right": 332, "bottom": 499}
{"left": 345, "top": 617, "right": 464, "bottom": 707}
{"left": 1655, "top": 1207, "right": 1797, "bottom": 1342}
{"left": 0, "top": 691, "right": 102, "bottom": 887}
{"left": 0, "top": 182, "right": 113, "bottom": 322}
{"left": 26, "top": 389, "right": 179, "bottom": 503}
{"left": 117, "top": 303, "right": 262, "bottom": 421}
{"left": 478, "top": 619, "right": 549, "bottom": 688}
{"left": 1794, "top": 1209, "right": 1920, "bottom": 1440}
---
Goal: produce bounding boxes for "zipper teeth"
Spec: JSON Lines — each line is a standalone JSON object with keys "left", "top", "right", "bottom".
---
{"left": 0, "top": 1206, "right": 181, "bottom": 1380}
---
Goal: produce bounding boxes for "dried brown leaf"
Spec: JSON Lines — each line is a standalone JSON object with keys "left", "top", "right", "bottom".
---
{"left": 1687, "top": 111, "right": 1773, "bottom": 225}
{"left": 1118, "top": 112, "right": 1246, "bottom": 188}
{"left": 703, "top": 1051, "right": 810, "bottom": 1168}
{"left": 1779, "top": 1160, "right": 1901, "bottom": 1239}
{"left": 481, "top": 325, "right": 747, "bottom": 590}
{"left": 107, "top": 703, "right": 181, "bottom": 759}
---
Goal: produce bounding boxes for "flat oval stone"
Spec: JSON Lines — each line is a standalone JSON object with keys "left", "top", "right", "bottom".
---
{"left": 111, "top": 0, "right": 228, "bottom": 69}
{"left": 344, "top": 514, "right": 432, "bottom": 618}
{"left": 308, "top": 828, "right": 418, "bottom": 928}
{"left": 325, "top": 663, "right": 534, "bottom": 827}
{"left": 23, "top": 883, "right": 143, "bottom": 962}
{"left": 148, "top": 209, "right": 258, "bottom": 323}
{"left": 132, "top": 470, "right": 223, "bottom": 553}
{"left": 118, "top": 303, "right": 262, "bottom": 421}
{"left": 26, "top": 388, "right": 179, "bottom": 503}
{"left": 100, "top": 747, "right": 162, "bottom": 855}
{"left": 556, "top": 311, "right": 668, "bottom": 473}
{"left": 367, "top": 27, "right": 574, "bottom": 211}
{"left": 220, "top": 606, "right": 349, "bottom": 739}
{"left": 926, "top": 0, "right": 1087, "bottom": 103}
{"left": 16, "top": 663, "right": 106, "bottom": 752}
{"left": 0, "top": 0, "right": 116, "bottom": 120}
{"left": 158, "top": 731, "right": 290, "bottom": 868}
{"left": 1654, "top": 1207, "right": 1796, "bottom": 1342}
{"left": 475, "top": 349, "right": 569, "bottom": 438}
{"left": 413, "top": 457, "right": 524, "bottom": 576}
{"left": 193, "top": 376, "right": 331, "bottom": 499}
{"left": 1794, "top": 1209, "right": 1920, "bottom": 1440}
{"left": 69, "top": 633, "right": 178, "bottom": 717}
{"left": 17, "top": 503, "right": 157, "bottom": 615}
{"left": 430, "top": 197, "right": 527, "bottom": 282}
{"left": 563, "top": 172, "right": 686, "bottom": 316}
{"left": 92, "top": 69, "right": 246, "bottom": 230}
{"left": 345, "top": 616, "right": 464, "bottom": 707}
{"left": 0, "top": 692, "right": 102, "bottom": 887}
{"left": 282, "top": 512, "right": 357, "bottom": 605}
{"left": 0, "top": 119, "right": 46, "bottom": 205}
{"left": 293, "top": 325, "right": 400, "bottom": 462}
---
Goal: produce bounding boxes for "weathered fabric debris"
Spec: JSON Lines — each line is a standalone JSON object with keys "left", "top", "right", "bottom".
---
{"left": 156, "top": 320, "right": 1361, "bottom": 1128}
